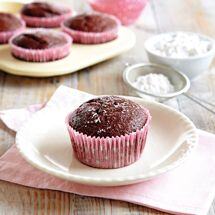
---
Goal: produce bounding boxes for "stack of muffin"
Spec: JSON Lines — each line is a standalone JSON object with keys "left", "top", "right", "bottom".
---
{"left": 0, "top": 1, "right": 120, "bottom": 62}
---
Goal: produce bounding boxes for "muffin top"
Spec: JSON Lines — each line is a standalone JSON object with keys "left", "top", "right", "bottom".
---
{"left": 0, "top": 13, "right": 23, "bottom": 32}
{"left": 21, "top": 2, "right": 70, "bottom": 18}
{"left": 69, "top": 96, "right": 148, "bottom": 138}
{"left": 12, "top": 31, "right": 68, "bottom": 49}
{"left": 64, "top": 13, "right": 118, "bottom": 33}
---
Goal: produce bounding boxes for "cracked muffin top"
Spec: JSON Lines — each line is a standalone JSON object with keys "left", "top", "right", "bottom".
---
{"left": 69, "top": 96, "right": 148, "bottom": 138}
{"left": 64, "top": 13, "right": 118, "bottom": 33}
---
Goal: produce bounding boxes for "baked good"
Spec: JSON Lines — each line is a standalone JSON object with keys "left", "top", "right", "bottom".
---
{"left": 10, "top": 30, "right": 72, "bottom": 62}
{"left": 21, "top": 2, "right": 72, "bottom": 28}
{"left": 66, "top": 96, "right": 151, "bottom": 168}
{"left": 0, "top": 13, "right": 25, "bottom": 44}
{"left": 62, "top": 13, "right": 120, "bottom": 44}
{"left": 69, "top": 96, "right": 148, "bottom": 137}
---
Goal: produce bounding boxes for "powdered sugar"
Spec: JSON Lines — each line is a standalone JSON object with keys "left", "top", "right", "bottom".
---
{"left": 151, "top": 32, "right": 212, "bottom": 58}
{"left": 133, "top": 73, "right": 175, "bottom": 95}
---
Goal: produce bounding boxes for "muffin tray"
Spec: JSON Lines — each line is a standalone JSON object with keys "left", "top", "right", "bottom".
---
{"left": 0, "top": 2, "right": 136, "bottom": 77}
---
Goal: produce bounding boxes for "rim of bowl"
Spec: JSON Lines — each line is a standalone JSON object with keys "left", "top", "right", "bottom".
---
{"left": 123, "top": 63, "right": 190, "bottom": 99}
{"left": 144, "top": 31, "right": 215, "bottom": 60}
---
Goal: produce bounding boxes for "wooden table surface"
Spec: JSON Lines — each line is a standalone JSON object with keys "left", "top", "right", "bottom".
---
{"left": 0, "top": 0, "right": 215, "bottom": 214}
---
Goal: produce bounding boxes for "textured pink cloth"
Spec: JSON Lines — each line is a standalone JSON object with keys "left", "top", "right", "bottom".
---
{"left": 0, "top": 86, "right": 215, "bottom": 215}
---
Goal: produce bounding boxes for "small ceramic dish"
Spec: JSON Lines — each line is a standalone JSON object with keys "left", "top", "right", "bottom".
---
{"left": 16, "top": 94, "right": 198, "bottom": 186}
{"left": 88, "top": 0, "right": 148, "bottom": 25}
{"left": 144, "top": 32, "right": 215, "bottom": 79}
{"left": 123, "top": 63, "right": 190, "bottom": 102}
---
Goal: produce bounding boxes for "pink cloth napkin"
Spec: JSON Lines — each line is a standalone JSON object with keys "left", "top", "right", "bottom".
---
{"left": 0, "top": 86, "right": 215, "bottom": 215}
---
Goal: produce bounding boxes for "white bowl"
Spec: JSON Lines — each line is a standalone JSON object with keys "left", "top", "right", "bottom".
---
{"left": 144, "top": 32, "right": 215, "bottom": 79}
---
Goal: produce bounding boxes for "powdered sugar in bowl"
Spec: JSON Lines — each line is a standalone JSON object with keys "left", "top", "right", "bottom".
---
{"left": 123, "top": 63, "right": 190, "bottom": 102}
{"left": 144, "top": 32, "right": 215, "bottom": 79}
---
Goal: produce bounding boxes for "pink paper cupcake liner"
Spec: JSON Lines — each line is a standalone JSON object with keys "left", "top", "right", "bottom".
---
{"left": 66, "top": 108, "right": 151, "bottom": 169}
{"left": 21, "top": 11, "right": 72, "bottom": 28}
{"left": 61, "top": 14, "right": 120, "bottom": 44}
{"left": 0, "top": 19, "right": 25, "bottom": 44}
{"left": 10, "top": 30, "right": 72, "bottom": 62}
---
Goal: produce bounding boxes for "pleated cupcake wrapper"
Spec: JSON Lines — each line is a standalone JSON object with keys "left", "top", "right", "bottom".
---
{"left": 66, "top": 110, "right": 151, "bottom": 169}
{"left": 9, "top": 29, "right": 72, "bottom": 62}
{"left": 0, "top": 20, "right": 25, "bottom": 44}
{"left": 61, "top": 14, "right": 120, "bottom": 44}
{"left": 21, "top": 11, "right": 72, "bottom": 28}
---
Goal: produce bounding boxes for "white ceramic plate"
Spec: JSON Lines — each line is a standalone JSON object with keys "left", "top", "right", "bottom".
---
{"left": 16, "top": 96, "right": 198, "bottom": 186}
{"left": 0, "top": 2, "right": 135, "bottom": 77}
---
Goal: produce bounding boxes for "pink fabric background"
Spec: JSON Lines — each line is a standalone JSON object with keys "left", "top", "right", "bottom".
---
{"left": 0, "top": 86, "right": 215, "bottom": 215}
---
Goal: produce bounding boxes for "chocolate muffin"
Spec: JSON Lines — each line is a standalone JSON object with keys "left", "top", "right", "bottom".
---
{"left": 21, "top": 2, "right": 69, "bottom": 17}
{"left": 12, "top": 32, "right": 68, "bottom": 50}
{"left": 0, "top": 13, "right": 23, "bottom": 32}
{"left": 21, "top": 2, "right": 72, "bottom": 28}
{"left": 66, "top": 96, "right": 151, "bottom": 169}
{"left": 62, "top": 13, "right": 120, "bottom": 44}
{"left": 69, "top": 96, "right": 148, "bottom": 138}
{"left": 64, "top": 14, "right": 118, "bottom": 33}
{"left": 0, "top": 13, "right": 25, "bottom": 44}
{"left": 10, "top": 30, "right": 72, "bottom": 62}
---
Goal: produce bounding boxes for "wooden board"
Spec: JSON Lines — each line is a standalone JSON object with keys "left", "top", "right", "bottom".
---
{"left": 0, "top": 2, "right": 136, "bottom": 77}
{"left": 0, "top": 0, "right": 215, "bottom": 214}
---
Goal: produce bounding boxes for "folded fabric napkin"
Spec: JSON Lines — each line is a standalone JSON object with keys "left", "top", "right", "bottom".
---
{"left": 1, "top": 86, "right": 215, "bottom": 215}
